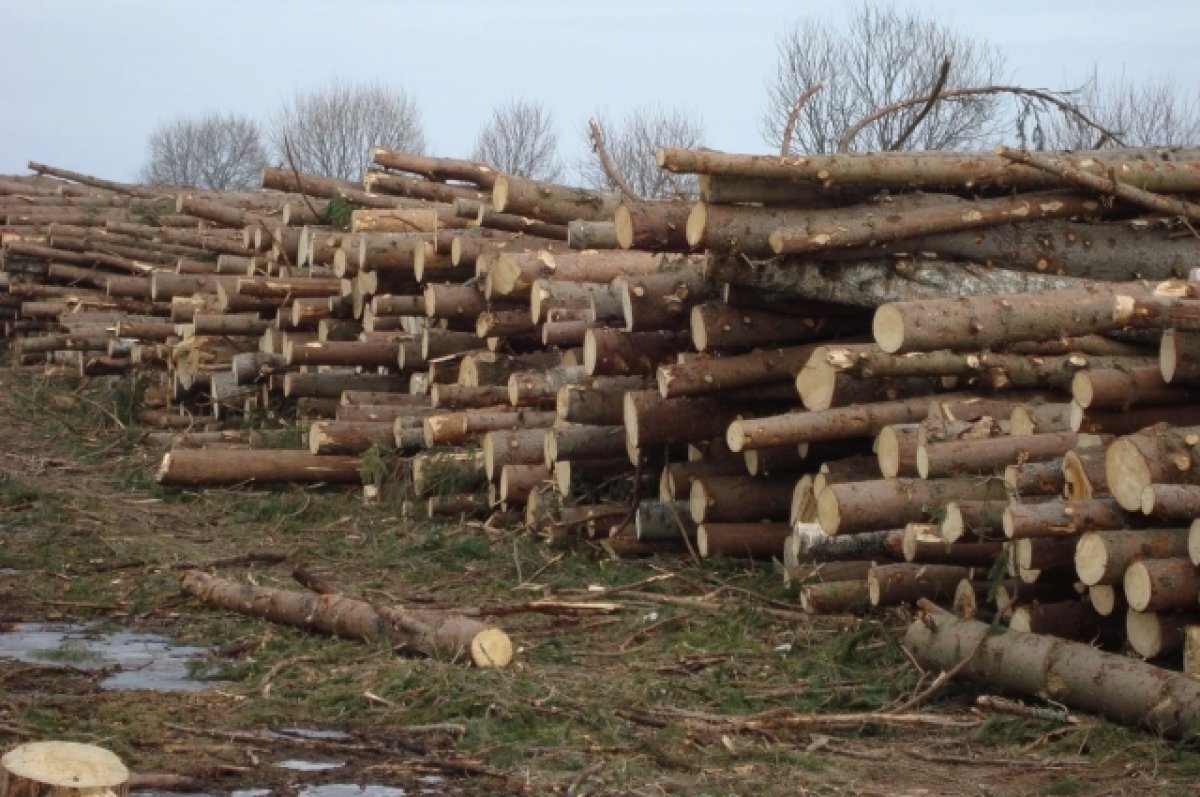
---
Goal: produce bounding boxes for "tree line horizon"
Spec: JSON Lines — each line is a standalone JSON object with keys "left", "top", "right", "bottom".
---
{"left": 139, "top": 5, "right": 1200, "bottom": 197}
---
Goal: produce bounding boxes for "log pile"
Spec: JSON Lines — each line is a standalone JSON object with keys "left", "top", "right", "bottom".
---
{"left": 5, "top": 139, "right": 1200, "bottom": 726}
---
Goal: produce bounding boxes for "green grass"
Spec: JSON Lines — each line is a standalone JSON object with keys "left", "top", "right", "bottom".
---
{"left": 1040, "top": 776, "right": 1098, "bottom": 795}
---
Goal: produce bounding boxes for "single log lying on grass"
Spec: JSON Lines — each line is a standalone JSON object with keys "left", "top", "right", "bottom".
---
{"left": 180, "top": 570, "right": 512, "bottom": 667}
{"left": 156, "top": 449, "right": 361, "bottom": 486}
{"left": 905, "top": 604, "right": 1200, "bottom": 738}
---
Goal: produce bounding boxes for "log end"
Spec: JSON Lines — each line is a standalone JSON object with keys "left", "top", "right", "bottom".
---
{"left": 1074, "top": 531, "right": 1108, "bottom": 586}
{"left": 815, "top": 487, "right": 841, "bottom": 536}
{"left": 943, "top": 501, "right": 967, "bottom": 542}
{"left": 688, "top": 479, "right": 710, "bottom": 525}
{"left": 1161, "top": 329, "right": 1180, "bottom": 384}
{"left": 155, "top": 452, "right": 175, "bottom": 485}
{"left": 1126, "top": 609, "right": 1171, "bottom": 659}
{"left": 1190, "top": 519, "right": 1200, "bottom": 567}
{"left": 725, "top": 420, "right": 748, "bottom": 453}
{"left": 1072, "top": 371, "right": 1095, "bottom": 409}
{"left": 1105, "top": 437, "right": 1154, "bottom": 511}
{"left": 470, "top": 628, "right": 514, "bottom": 668}
{"left": 491, "top": 176, "right": 510, "bottom": 214}
{"left": 796, "top": 363, "right": 835, "bottom": 412}
{"left": 614, "top": 204, "right": 634, "bottom": 250}
{"left": 1123, "top": 561, "right": 1154, "bottom": 613}
{"left": 2, "top": 741, "right": 128, "bottom": 792}
{"left": 684, "top": 202, "right": 707, "bottom": 249}
{"left": 872, "top": 304, "right": 905, "bottom": 354}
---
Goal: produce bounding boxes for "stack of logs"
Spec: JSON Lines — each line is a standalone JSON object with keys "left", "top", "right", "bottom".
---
{"left": 5, "top": 142, "right": 1200, "bottom": 686}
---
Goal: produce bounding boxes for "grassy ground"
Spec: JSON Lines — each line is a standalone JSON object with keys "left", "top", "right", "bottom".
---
{"left": 1, "top": 365, "right": 1199, "bottom": 796}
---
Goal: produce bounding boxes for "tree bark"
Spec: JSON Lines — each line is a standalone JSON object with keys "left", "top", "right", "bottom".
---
{"left": 181, "top": 570, "right": 512, "bottom": 667}
{"left": 1074, "top": 528, "right": 1191, "bottom": 585}
{"left": 1002, "top": 497, "right": 1138, "bottom": 539}
{"left": 308, "top": 420, "right": 395, "bottom": 455}
{"left": 1160, "top": 329, "right": 1200, "bottom": 384}
{"left": 1124, "top": 558, "right": 1200, "bottom": 613}
{"left": 657, "top": 145, "right": 1200, "bottom": 193}
{"left": 371, "top": 147, "right": 500, "bottom": 188}
{"left": 688, "top": 476, "right": 794, "bottom": 523}
{"left": 1061, "top": 448, "right": 1107, "bottom": 501}
{"left": 613, "top": 199, "right": 693, "bottom": 252}
{"left": 618, "top": 266, "right": 713, "bottom": 332}
{"left": 491, "top": 174, "right": 620, "bottom": 225}
{"left": 873, "top": 282, "right": 1148, "bottom": 354}
{"left": 817, "top": 478, "right": 1008, "bottom": 535}
{"left": 658, "top": 345, "right": 819, "bottom": 399}
{"left": 584, "top": 329, "right": 688, "bottom": 376}
{"left": 917, "top": 432, "right": 1105, "bottom": 479}
{"left": 1104, "top": 424, "right": 1200, "bottom": 510}
{"left": 868, "top": 563, "right": 970, "bottom": 606}
{"left": 906, "top": 605, "right": 1200, "bottom": 737}
{"left": 1141, "top": 484, "right": 1200, "bottom": 521}
{"left": 568, "top": 220, "right": 620, "bottom": 250}
{"left": 697, "top": 523, "right": 790, "bottom": 559}
{"left": 156, "top": 449, "right": 361, "bottom": 486}
{"left": 690, "top": 300, "right": 863, "bottom": 352}
{"left": 423, "top": 408, "right": 556, "bottom": 447}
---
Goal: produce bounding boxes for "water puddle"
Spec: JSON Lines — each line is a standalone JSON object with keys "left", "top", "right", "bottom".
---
{"left": 0, "top": 622, "right": 214, "bottom": 691}
{"left": 299, "top": 787, "right": 408, "bottom": 797}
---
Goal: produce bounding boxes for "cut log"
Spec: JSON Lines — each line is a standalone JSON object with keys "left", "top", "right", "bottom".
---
{"left": 491, "top": 174, "right": 620, "bottom": 225}
{"left": 157, "top": 449, "right": 361, "bottom": 486}
{"left": 1125, "top": 558, "right": 1200, "bottom": 613}
{"left": 1, "top": 741, "right": 129, "bottom": 797}
{"left": 868, "top": 563, "right": 970, "bottom": 606}
{"left": 617, "top": 267, "right": 713, "bottom": 332}
{"left": 431, "top": 384, "right": 512, "bottom": 410}
{"left": 1007, "top": 600, "right": 1119, "bottom": 644}
{"left": 905, "top": 606, "right": 1200, "bottom": 738}
{"left": 1002, "top": 498, "right": 1137, "bottom": 539}
{"left": 482, "top": 428, "right": 547, "bottom": 482}
{"left": 902, "top": 523, "right": 1003, "bottom": 565}
{"left": 800, "top": 580, "right": 873, "bottom": 614}
{"left": 411, "top": 450, "right": 486, "bottom": 496}
{"left": 1074, "top": 528, "right": 1191, "bottom": 585}
{"left": 917, "top": 432, "right": 1105, "bottom": 479}
{"left": 689, "top": 476, "right": 794, "bottom": 523}
{"left": 489, "top": 249, "right": 663, "bottom": 297}
{"left": 612, "top": 199, "right": 692, "bottom": 251}
{"left": 181, "top": 570, "right": 511, "bottom": 666}
{"left": 1127, "top": 609, "right": 1195, "bottom": 660}
{"left": 423, "top": 408, "right": 556, "bottom": 447}
{"left": 544, "top": 424, "right": 625, "bottom": 466}
{"left": 873, "top": 283, "right": 1146, "bottom": 354}
{"left": 1161, "top": 328, "right": 1200, "bottom": 384}
{"left": 1071, "top": 401, "right": 1200, "bottom": 435}
{"left": 427, "top": 493, "right": 490, "bottom": 518}
{"left": 658, "top": 345, "right": 818, "bottom": 398}
{"left": 1104, "top": 424, "right": 1200, "bottom": 510}
{"left": 584, "top": 328, "right": 688, "bottom": 376}
{"left": 498, "top": 463, "right": 552, "bottom": 504}
{"left": 690, "top": 300, "right": 859, "bottom": 352}
{"left": 657, "top": 145, "right": 1200, "bottom": 193}
{"left": 728, "top": 393, "right": 971, "bottom": 451}
{"left": 697, "top": 523, "right": 790, "bottom": 559}
{"left": 568, "top": 220, "right": 619, "bottom": 249}
{"left": 1141, "top": 484, "right": 1200, "bottom": 521}
{"left": 1062, "top": 448, "right": 1107, "bottom": 501}
{"left": 816, "top": 478, "right": 1008, "bottom": 535}
{"left": 941, "top": 499, "right": 1009, "bottom": 543}
{"left": 1088, "top": 584, "right": 1127, "bottom": 617}
{"left": 1072, "top": 364, "right": 1193, "bottom": 410}
{"left": 308, "top": 420, "right": 395, "bottom": 455}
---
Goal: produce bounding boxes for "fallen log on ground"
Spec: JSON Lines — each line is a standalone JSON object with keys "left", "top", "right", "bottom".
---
{"left": 180, "top": 570, "right": 513, "bottom": 667}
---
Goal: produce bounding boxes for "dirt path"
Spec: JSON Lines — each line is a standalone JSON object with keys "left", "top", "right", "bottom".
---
{"left": 1, "top": 367, "right": 1198, "bottom": 796}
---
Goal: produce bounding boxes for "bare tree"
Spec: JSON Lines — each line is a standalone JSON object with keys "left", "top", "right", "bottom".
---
{"left": 580, "top": 107, "right": 705, "bottom": 199}
{"left": 1043, "top": 71, "right": 1200, "bottom": 150}
{"left": 140, "top": 112, "right": 266, "bottom": 191}
{"left": 763, "top": 4, "right": 1006, "bottom": 154}
{"left": 271, "top": 78, "right": 426, "bottom": 181}
{"left": 472, "top": 99, "right": 561, "bottom": 181}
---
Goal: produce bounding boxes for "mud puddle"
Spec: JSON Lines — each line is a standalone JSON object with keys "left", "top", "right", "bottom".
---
{"left": 0, "top": 621, "right": 214, "bottom": 691}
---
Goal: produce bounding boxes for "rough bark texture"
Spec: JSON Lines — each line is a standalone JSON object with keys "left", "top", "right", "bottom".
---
{"left": 180, "top": 570, "right": 512, "bottom": 667}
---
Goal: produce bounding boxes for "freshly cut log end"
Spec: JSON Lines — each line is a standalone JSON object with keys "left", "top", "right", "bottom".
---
{"left": 470, "top": 627, "right": 515, "bottom": 668}
{"left": 1191, "top": 519, "right": 1200, "bottom": 567}
{"left": 815, "top": 488, "right": 841, "bottom": 536}
{"left": 1126, "top": 609, "right": 1189, "bottom": 659}
{"left": 684, "top": 202, "right": 706, "bottom": 249}
{"left": 872, "top": 305, "right": 905, "bottom": 354}
{"left": 1105, "top": 437, "right": 1156, "bottom": 511}
{"left": 1, "top": 741, "right": 129, "bottom": 796}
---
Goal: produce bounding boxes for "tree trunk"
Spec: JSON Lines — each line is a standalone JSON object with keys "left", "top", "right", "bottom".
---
{"left": 873, "top": 283, "right": 1147, "bottom": 354}
{"left": 584, "top": 328, "right": 688, "bottom": 376}
{"left": 1002, "top": 498, "right": 1138, "bottom": 539}
{"left": 697, "top": 523, "right": 790, "bottom": 559}
{"left": 544, "top": 424, "right": 625, "bottom": 466}
{"left": 1126, "top": 609, "right": 1197, "bottom": 659}
{"left": 1073, "top": 364, "right": 1193, "bottom": 410}
{"left": 1161, "top": 329, "right": 1200, "bottom": 384}
{"left": 658, "top": 345, "right": 819, "bottom": 399}
{"left": 308, "top": 420, "right": 394, "bottom": 455}
{"left": 707, "top": 256, "right": 1095, "bottom": 309}
{"left": 657, "top": 145, "right": 1200, "bottom": 193}
{"left": 918, "top": 432, "right": 1105, "bottom": 479}
{"left": 905, "top": 605, "right": 1200, "bottom": 737}
{"left": 868, "top": 563, "right": 970, "bottom": 606}
{"left": 181, "top": 570, "right": 512, "bottom": 667}
{"left": 1105, "top": 424, "right": 1200, "bottom": 510}
{"left": 690, "top": 300, "right": 863, "bottom": 352}
{"left": 1124, "top": 558, "right": 1200, "bottom": 613}
{"left": 1141, "top": 484, "right": 1200, "bottom": 521}
{"left": 157, "top": 449, "right": 361, "bottom": 486}
{"left": 817, "top": 477, "right": 1008, "bottom": 536}
{"left": 482, "top": 428, "right": 548, "bottom": 481}
{"left": 771, "top": 191, "right": 1101, "bottom": 255}
{"left": 1074, "top": 528, "right": 1191, "bottom": 585}
{"left": 617, "top": 266, "right": 713, "bottom": 332}
{"left": 941, "top": 498, "right": 1009, "bottom": 543}
{"left": 491, "top": 174, "right": 620, "bottom": 225}
{"left": 624, "top": 391, "right": 733, "bottom": 450}
{"left": 728, "top": 393, "right": 971, "bottom": 451}
{"left": 688, "top": 476, "right": 794, "bottom": 523}
{"left": 530, "top": 279, "right": 621, "bottom": 324}
{"left": 371, "top": 147, "right": 499, "bottom": 187}
{"left": 498, "top": 463, "right": 552, "bottom": 504}
{"left": 423, "top": 408, "right": 556, "bottom": 447}
{"left": 568, "top": 220, "right": 620, "bottom": 250}
{"left": 613, "top": 199, "right": 693, "bottom": 252}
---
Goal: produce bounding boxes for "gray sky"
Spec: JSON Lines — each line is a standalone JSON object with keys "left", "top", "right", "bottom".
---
{"left": 1, "top": 0, "right": 1197, "bottom": 182}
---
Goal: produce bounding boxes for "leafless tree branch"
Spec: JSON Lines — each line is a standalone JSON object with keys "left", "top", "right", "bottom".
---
{"left": 888, "top": 56, "right": 951, "bottom": 151}
{"left": 587, "top": 118, "right": 640, "bottom": 201}
{"left": 779, "top": 82, "right": 826, "bottom": 157}
{"left": 579, "top": 107, "right": 705, "bottom": 200}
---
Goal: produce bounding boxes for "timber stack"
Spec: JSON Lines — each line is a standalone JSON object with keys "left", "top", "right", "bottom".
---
{"left": 5, "top": 139, "right": 1200, "bottom": 710}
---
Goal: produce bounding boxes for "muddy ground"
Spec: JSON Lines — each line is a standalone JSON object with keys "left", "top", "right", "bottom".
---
{"left": 1, "top": 366, "right": 1198, "bottom": 796}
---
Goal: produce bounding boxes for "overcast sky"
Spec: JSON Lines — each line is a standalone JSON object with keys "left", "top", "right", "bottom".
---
{"left": 1, "top": 1, "right": 1197, "bottom": 182}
